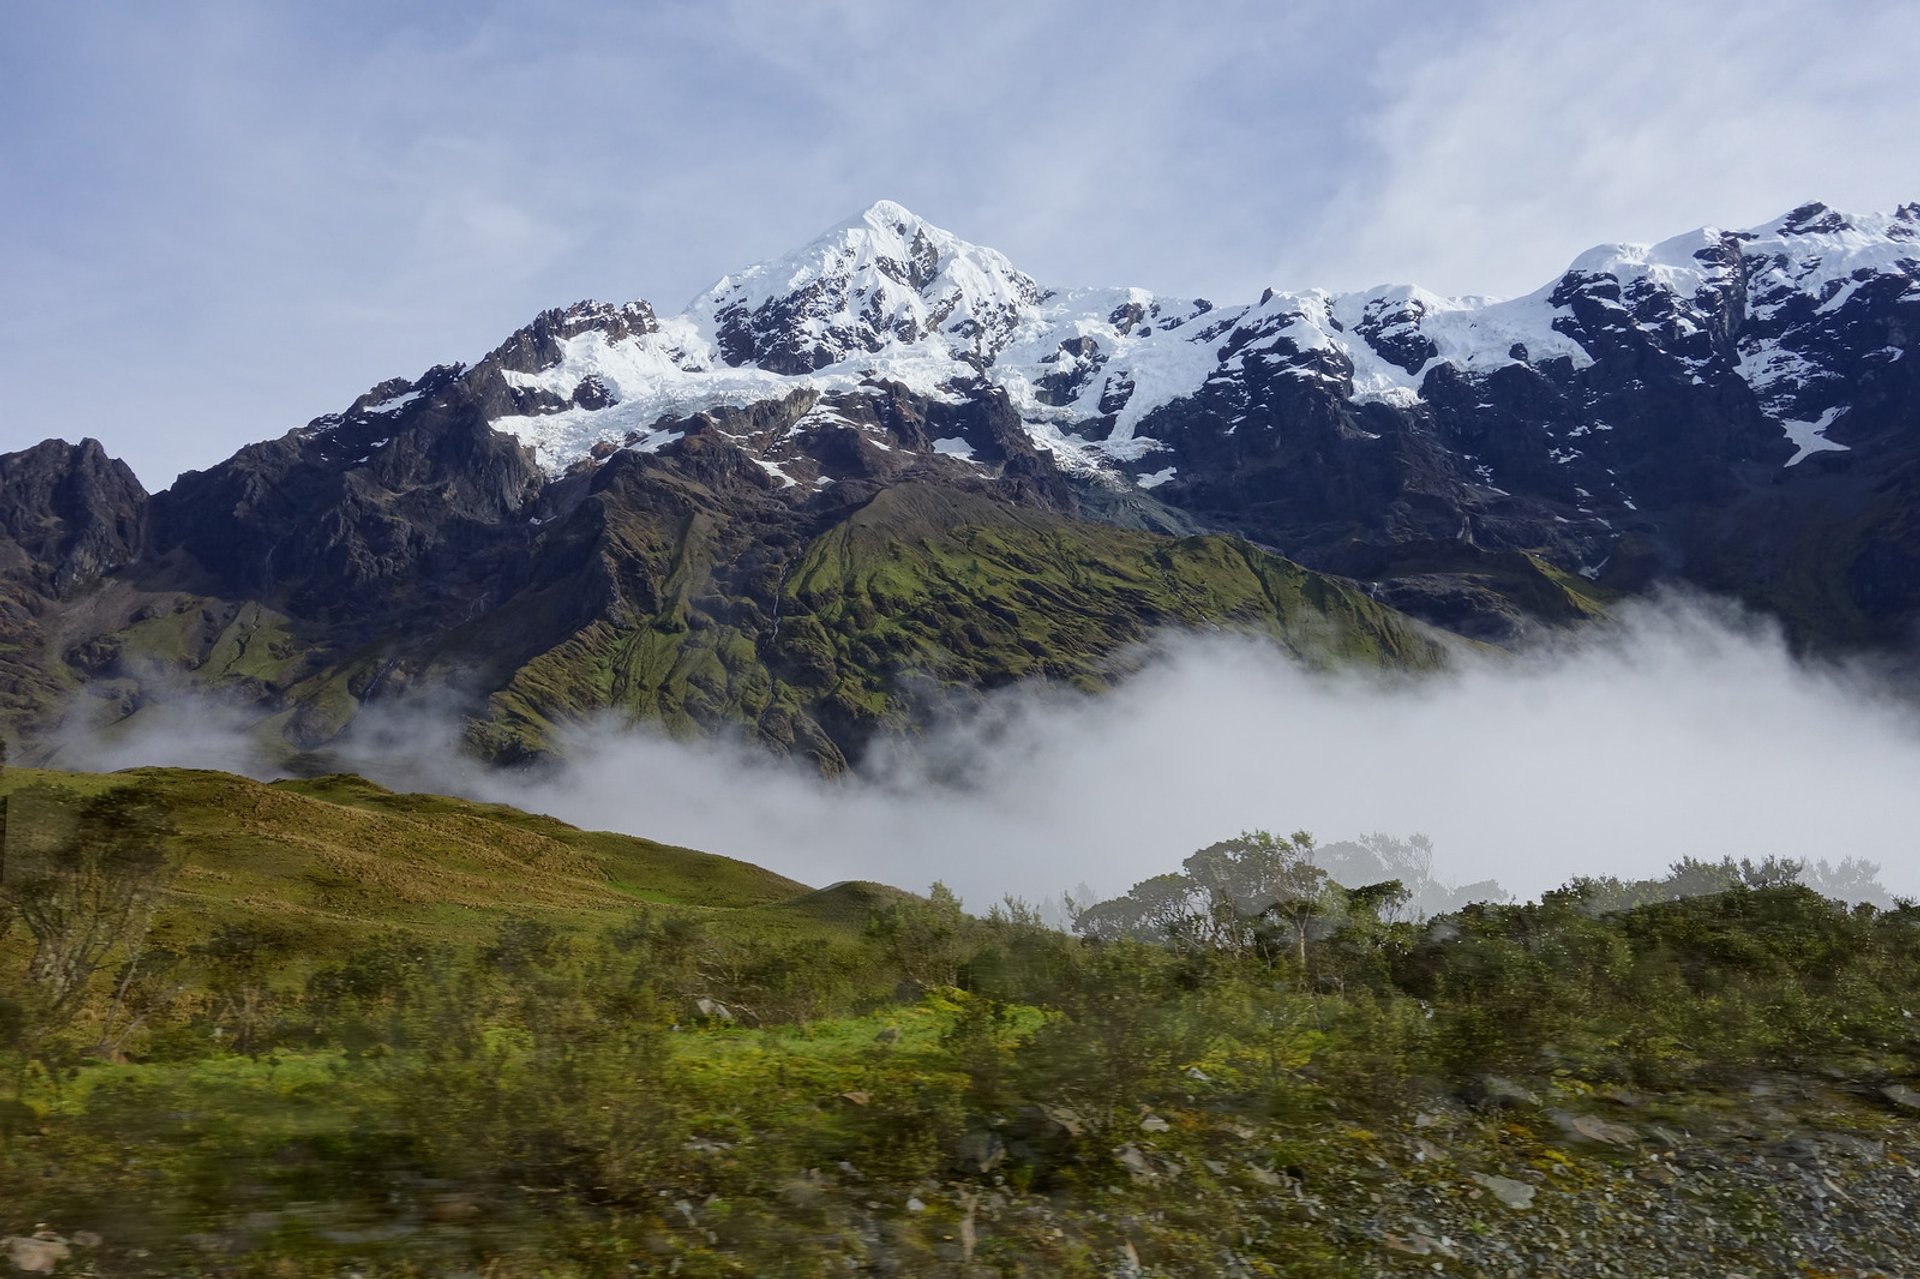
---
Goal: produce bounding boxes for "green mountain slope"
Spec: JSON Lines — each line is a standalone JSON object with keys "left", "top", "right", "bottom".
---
{"left": 7, "top": 437, "right": 1458, "bottom": 773}
{"left": 4, "top": 766, "right": 1918, "bottom": 1278}
{"left": 477, "top": 482, "right": 1452, "bottom": 768}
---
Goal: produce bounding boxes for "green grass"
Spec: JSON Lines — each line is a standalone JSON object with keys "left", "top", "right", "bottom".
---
{"left": 488, "top": 483, "right": 1450, "bottom": 768}
{"left": 0, "top": 766, "right": 818, "bottom": 961}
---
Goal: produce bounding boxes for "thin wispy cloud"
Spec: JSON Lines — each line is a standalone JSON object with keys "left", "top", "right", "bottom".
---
{"left": 9, "top": 1, "right": 1913, "bottom": 485}
{"left": 1287, "top": 0, "right": 1920, "bottom": 297}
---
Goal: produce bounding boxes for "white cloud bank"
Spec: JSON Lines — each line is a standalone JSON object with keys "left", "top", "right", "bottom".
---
{"left": 62, "top": 596, "right": 1920, "bottom": 909}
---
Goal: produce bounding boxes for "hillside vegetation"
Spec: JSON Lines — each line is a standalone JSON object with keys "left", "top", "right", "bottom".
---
{"left": 2, "top": 772, "right": 1918, "bottom": 1277}
{"left": 454, "top": 483, "right": 1455, "bottom": 768}
{"left": 10, "top": 465, "right": 1456, "bottom": 775}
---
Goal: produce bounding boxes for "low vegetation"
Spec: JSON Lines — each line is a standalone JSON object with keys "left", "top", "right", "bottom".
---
{"left": 1, "top": 768, "right": 1917, "bottom": 1276}
{"left": 485, "top": 485, "right": 1451, "bottom": 770}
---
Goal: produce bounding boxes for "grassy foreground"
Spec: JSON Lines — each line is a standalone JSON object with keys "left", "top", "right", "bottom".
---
{"left": 1, "top": 769, "right": 1919, "bottom": 1277}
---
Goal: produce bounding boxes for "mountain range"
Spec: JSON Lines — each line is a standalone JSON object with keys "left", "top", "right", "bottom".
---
{"left": 3, "top": 198, "right": 1916, "bottom": 768}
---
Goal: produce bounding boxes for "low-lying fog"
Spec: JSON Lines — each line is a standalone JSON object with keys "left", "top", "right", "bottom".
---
{"left": 59, "top": 594, "right": 1920, "bottom": 910}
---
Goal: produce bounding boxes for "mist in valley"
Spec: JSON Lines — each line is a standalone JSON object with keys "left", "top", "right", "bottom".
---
{"left": 58, "top": 593, "right": 1920, "bottom": 913}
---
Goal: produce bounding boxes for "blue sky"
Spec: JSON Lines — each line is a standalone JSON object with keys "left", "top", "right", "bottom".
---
{"left": 6, "top": 0, "right": 1919, "bottom": 487}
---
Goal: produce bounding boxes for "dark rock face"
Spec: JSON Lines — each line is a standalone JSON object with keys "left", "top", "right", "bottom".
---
{"left": 1091, "top": 207, "right": 1920, "bottom": 644}
{"left": 1350, "top": 292, "right": 1440, "bottom": 374}
{"left": 460, "top": 300, "right": 659, "bottom": 420}
{"left": 0, "top": 439, "right": 150, "bottom": 752}
{"left": 480, "top": 300, "right": 659, "bottom": 378}
{"left": 148, "top": 364, "right": 541, "bottom": 624}
{"left": 0, "top": 438, "right": 147, "bottom": 597}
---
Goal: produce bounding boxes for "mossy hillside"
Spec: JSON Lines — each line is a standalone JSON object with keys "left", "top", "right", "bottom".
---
{"left": 741, "top": 879, "right": 923, "bottom": 937}
{"left": 475, "top": 493, "right": 810, "bottom": 758}
{"left": 8, "top": 454, "right": 1456, "bottom": 773}
{"left": 0, "top": 627, "right": 78, "bottom": 748}
{"left": 496, "top": 602, "right": 777, "bottom": 744}
{"left": 26, "top": 591, "right": 400, "bottom": 764}
{"left": 4, "top": 769, "right": 1919, "bottom": 1275}
{"left": 92, "top": 597, "right": 313, "bottom": 690}
{"left": 483, "top": 484, "right": 1449, "bottom": 766}
{"left": 0, "top": 767, "right": 815, "bottom": 963}
{"left": 6, "top": 832, "right": 1919, "bottom": 1277}
{"left": 1333, "top": 540, "right": 1615, "bottom": 626}
{"left": 786, "top": 484, "right": 1445, "bottom": 677}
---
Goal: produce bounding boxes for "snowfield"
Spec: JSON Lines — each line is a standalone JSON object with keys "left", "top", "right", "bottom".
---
{"left": 437, "top": 199, "right": 1919, "bottom": 478}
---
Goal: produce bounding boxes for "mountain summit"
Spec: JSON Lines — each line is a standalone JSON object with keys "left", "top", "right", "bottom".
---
{"left": 2, "top": 199, "right": 1917, "bottom": 765}
{"left": 396, "top": 198, "right": 1920, "bottom": 513}
{"left": 695, "top": 199, "right": 1045, "bottom": 374}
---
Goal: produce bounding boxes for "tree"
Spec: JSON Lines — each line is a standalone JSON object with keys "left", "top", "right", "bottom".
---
{"left": 95, "top": 944, "right": 189, "bottom": 1061}
{"left": 870, "top": 881, "right": 970, "bottom": 990}
{"left": 1341, "top": 878, "right": 1413, "bottom": 927}
{"left": 195, "top": 924, "right": 291, "bottom": 1057}
{"left": 1075, "top": 829, "right": 1335, "bottom": 968}
{"left": 0, "top": 784, "right": 176, "bottom": 1041}
{"left": 1800, "top": 856, "right": 1892, "bottom": 906}
{"left": 1073, "top": 872, "right": 1200, "bottom": 946}
{"left": 1315, "top": 832, "right": 1507, "bottom": 918}
{"left": 1238, "top": 832, "right": 1331, "bottom": 969}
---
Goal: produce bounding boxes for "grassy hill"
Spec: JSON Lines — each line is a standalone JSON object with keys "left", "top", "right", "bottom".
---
{"left": 0, "top": 766, "right": 819, "bottom": 963}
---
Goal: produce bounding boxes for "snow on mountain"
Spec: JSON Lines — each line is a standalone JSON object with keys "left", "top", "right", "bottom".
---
{"left": 1731, "top": 203, "right": 1920, "bottom": 461}
{"left": 421, "top": 199, "right": 1920, "bottom": 479}
{"left": 1569, "top": 202, "right": 1919, "bottom": 310}
{"left": 695, "top": 197, "right": 1044, "bottom": 371}
{"left": 1558, "top": 202, "right": 1920, "bottom": 462}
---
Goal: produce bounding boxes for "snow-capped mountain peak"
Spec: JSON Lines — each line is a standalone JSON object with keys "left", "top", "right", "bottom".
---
{"left": 338, "top": 199, "right": 1920, "bottom": 490}
{"left": 692, "top": 199, "right": 1045, "bottom": 375}
{"left": 198, "top": 195, "right": 1920, "bottom": 660}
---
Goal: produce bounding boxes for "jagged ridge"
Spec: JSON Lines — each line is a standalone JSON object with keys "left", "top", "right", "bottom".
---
{"left": 1, "top": 197, "right": 1916, "bottom": 767}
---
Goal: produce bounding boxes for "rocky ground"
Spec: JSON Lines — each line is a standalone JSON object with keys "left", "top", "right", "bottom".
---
{"left": 1303, "top": 1077, "right": 1920, "bottom": 1278}
{"left": 5, "top": 1077, "right": 1916, "bottom": 1277}
{"left": 665, "top": 1072, "right": 1920, "bottom": 1278}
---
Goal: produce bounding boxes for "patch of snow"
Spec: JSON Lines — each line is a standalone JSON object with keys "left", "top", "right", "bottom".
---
{"left": 1781, "top": 406, "right": 1851, "bottom": 466}
{"left": 468, "top": 199, "right": 1915, "bottom": 476}
{"left": 751, "top": 457, "right": 798, "bottom": 487}
{"left": 363, "top": 389, "right": 422, "bottom": 415}
{"left": 492, "top": 313, "right": 965, "bottom": 473}
{"left": 930, "top": 436, "right": 975, "bottom": 459}
{"left": 1135, "top": 466, "right": 1178, "bottom": 489}
{"left": 1734, "top": 340, "right": 1828, "bottom": 410}
{"left": 627, "top": 429, "right": 683, "bottom": 455}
